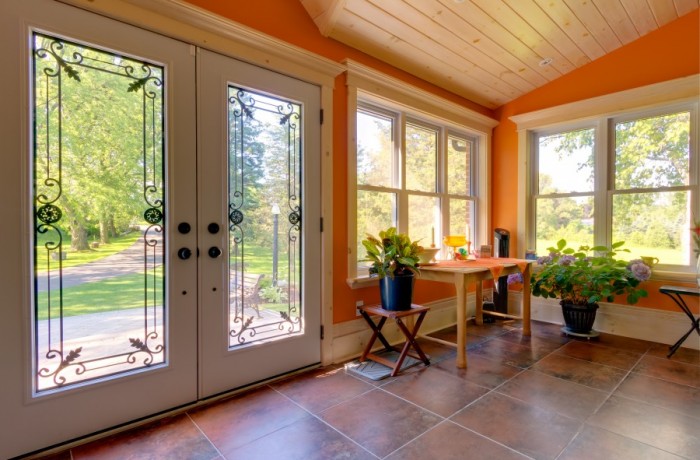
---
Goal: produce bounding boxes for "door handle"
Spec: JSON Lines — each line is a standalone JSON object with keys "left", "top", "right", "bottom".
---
{"left": 177, "top": 247, "right": 192, "bottom": 260}
{"left": 208, "top": 246, "right": 222, "bottom": 258}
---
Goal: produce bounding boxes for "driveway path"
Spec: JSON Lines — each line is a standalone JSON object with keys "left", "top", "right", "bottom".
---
{"left": 36, "top": 234, "right": 163, "bottom": 291}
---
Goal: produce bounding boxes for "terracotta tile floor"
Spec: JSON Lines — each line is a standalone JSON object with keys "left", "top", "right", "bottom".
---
{"left": 34, "top": 320, "right": 699, "bottom": 460}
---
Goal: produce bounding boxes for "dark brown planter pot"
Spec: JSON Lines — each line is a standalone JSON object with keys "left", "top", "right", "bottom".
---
{"left": 561, "top": 301, "right": 599, "bottom": 334}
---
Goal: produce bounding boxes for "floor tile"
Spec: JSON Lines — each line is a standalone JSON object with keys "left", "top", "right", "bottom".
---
{"left": 646, "top": 342, "right": 700, "bottom": 366}
{"left": 30, "top": 321, "right": 700, "bottom": 460}
{"left": 223, "top": 416, "right": 375, "bottom": 460}
{"left": 188, "top": 387, "right": 309, "bottom": 456}
{"left": 465, "top": 320, "right": 518, "bottom": 338}
{"left": 414, "top": 337, "right": 456, "bottom": 364}
{"left": 451, "top": 392, "right": 582, "bottom": 460}
{"left": 386, "top": 420, "right": 529, "bottom": 459}
{"left": 497, "top": 369, "right": 608, "bottom": 421}
{"left": 32, "top": 450, "right": 73, "bottom": 460}
{"left": 270, "top": 365, "right": 374, "bottom": 413}
{"left": 434, "top": 353, "right": 522, "bottom": 389}
{"left": 615, "top": 372, "right": 700, "bottom": 419}
{"left": 499, "top": 328, "right": 569, "bottom": 349}
{"left": 71, "top": 413, "right": 218, "bottom": 460}
{"left": 558, "top": 425, "right": 685, "bottom": 460}
{"left": 319, "top": 388, "right": 442, "bottom": 458}
{"left": 425, "top": 324, "right": 491, "bottom": 348}
{"left": 587, "top": 395, "right": 700, "bottom": 459}
{"left": 633, "top": 355, "right": 700, "bottom": 388}
{"left": 532, "top": 353, "right": 627, "bottom": 392}
{"left": 382, "top": 365, "right": 490, "bottom": 417}
{"left": 556, "top": 340, "right": 643, "bottom": 371}
{"left": 581, "top": 332, "right": 654, "bottom": 354}
{"left": 529, "top": 320, "right": 572, "bottom": 343}
{"left": 470, "top": 337, "right": 550, "bottom": 369}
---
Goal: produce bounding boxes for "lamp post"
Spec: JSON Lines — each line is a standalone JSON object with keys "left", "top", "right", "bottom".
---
{"left": 271, "top": 203, "right": 280, "bottom": 286}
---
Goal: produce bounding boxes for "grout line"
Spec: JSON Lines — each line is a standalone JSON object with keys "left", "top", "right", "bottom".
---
{"left": 185, "top": 412, "right": 225, "bottom": 460}
{"left": 268, "top": 384, "right": 381, "bottom": 459}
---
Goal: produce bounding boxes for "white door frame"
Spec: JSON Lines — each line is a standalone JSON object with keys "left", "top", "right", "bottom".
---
{"left": 0, "top": 1, "right": 197, "bottom": 457}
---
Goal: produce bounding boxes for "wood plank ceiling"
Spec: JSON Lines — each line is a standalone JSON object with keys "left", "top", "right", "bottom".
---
{"left": 300, "top": 0, "right": 699, "bottom": 108}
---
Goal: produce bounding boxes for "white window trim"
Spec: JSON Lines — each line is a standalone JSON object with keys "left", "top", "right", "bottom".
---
{"left": 511, "top": 74, "right": 700, "bottom": 282}
{"left": 345, "top": 60, "right": 498, "bottom": 286}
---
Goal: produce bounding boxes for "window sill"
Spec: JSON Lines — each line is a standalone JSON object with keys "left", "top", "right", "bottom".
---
{"left": 346, "top": 276, "right": 379, "bottom": 290}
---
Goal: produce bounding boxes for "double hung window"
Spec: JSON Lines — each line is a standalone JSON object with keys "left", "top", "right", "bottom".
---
{"left": 532, "top": 103, "right": 697, "bottom": 272}
{"left": 354, "top": 103, "right": 476, "bottom": 276}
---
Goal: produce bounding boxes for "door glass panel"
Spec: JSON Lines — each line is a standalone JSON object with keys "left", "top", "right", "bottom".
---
{"left": 228, "top": 86, "right": 303, "bottom": 347}
{"left": 33, "top": 33, "right": 166, "bottom": 392}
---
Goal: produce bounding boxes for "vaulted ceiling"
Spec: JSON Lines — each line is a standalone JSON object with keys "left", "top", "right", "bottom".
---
{"left": 300, "top": 0, "right": 699, "bottom": 108}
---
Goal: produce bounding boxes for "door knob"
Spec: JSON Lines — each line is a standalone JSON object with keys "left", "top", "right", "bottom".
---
{"left": 207, "top": 223, "right": 220, "bottom": 234}
{"left": 177, "top": 247, "right": 192, "bottom": 260}
{"left": 208, "top": 246, "right": 222, "bottom": 258}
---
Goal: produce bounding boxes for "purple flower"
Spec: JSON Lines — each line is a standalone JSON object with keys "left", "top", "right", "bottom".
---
{"left": 558, "top": 255, "right": 576, "bottom": 266}
{"left": 507, "top": 273, "right": 524, "bottom": 284}
{"left": 626, "top": 259, "right": 644, "bottom": 270}
{"left": 537, "top": 255, "right": 552, "bottom": 265}
{"left": 629, "top": 262, "right": 651, "bottom": 281}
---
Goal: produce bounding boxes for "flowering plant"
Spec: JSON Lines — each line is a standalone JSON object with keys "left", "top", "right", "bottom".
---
{"left": 692, "top": 219, "right": 700, "bottom": 257}
{"left": 531, "top": 239, "right": 650, "bottom": 306}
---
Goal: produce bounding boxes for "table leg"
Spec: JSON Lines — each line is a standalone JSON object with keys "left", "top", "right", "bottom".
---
{"left": 455, "top": 273, "right": 467, "bottom": 368}
{"left": 475, "top": 280, "right": 484, "bottom": 326}
{"left": 522, "top": 264, "right": 531, "bottom": 336}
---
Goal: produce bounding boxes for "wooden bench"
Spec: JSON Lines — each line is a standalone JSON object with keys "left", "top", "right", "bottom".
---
{"left": 230, "top": 271, "right": 265, "bottom": 318}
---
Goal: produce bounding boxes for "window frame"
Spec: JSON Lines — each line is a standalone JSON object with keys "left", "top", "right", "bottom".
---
{"left": 346, "top": 60, "right": 497, "bottom": 283}
{"left": 521, "top": 92, "right": 698, "bottom": 278}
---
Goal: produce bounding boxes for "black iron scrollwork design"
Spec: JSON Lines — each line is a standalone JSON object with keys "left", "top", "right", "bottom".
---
{"left": 229, "top": 209, "right": 244, "bottom": 225}
{"left": 36, "top": 204, "right": 62, "bottom": 224}
{"left": 144, "top": 207, "right": 163, "bottom": 224}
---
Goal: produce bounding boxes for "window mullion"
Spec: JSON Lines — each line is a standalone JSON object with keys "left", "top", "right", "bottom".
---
{"left": 595, "top": 119, "right": 610, "bottom": 247}
{"left": 397, "top": 112, "right": 408, "bottom": 233}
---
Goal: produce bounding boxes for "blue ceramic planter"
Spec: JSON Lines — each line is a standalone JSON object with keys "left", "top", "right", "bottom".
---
{"left": 379, "top": 274, "right": 415, "bottom": 311}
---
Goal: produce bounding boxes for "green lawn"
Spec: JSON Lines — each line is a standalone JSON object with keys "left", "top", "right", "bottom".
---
{"left": 35, "top": 231, "right": 141, "bottom": 272}
{"left": 37, "top": 271, "right": 163, "bottom": 320}
{"left": 36, "top": 242, "right": 302, "bottom": 319}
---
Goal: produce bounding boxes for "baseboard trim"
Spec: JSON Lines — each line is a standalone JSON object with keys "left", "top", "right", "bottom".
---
{"left": 521, "top": 293, "right": 699, "bottom": 351}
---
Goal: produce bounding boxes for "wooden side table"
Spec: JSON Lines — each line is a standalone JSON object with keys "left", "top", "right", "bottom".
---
{"left": 358, "top": 303, "right": 431, "bottom": 377}
{"left": 659, "top": 286, "right": 700, "bottom": 358}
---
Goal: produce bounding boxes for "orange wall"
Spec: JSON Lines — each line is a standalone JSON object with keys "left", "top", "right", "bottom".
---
{"left": 492, "top": 10, "right": 700, "bottom": 313}
{"left": 185, "top": 1, "right": 698, "bottom": 318}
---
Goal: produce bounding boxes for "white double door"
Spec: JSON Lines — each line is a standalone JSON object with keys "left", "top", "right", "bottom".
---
{"left": 0, "top": 1, "right": 321, "bottom": 457}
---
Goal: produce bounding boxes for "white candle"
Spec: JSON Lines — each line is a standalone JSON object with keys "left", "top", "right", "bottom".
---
{"left": 431, "top": 226, "right": 435, "bottom": 246}
{"left": 465, "top": 224, "right": 470, "bottom": 240}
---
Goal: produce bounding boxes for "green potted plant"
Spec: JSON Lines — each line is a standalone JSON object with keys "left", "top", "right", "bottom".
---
{"left": 362, "top": 227, "right": 421, "bottom": 311}
{"left": 531, "top": 239, "right": 651, "bottom": 335}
